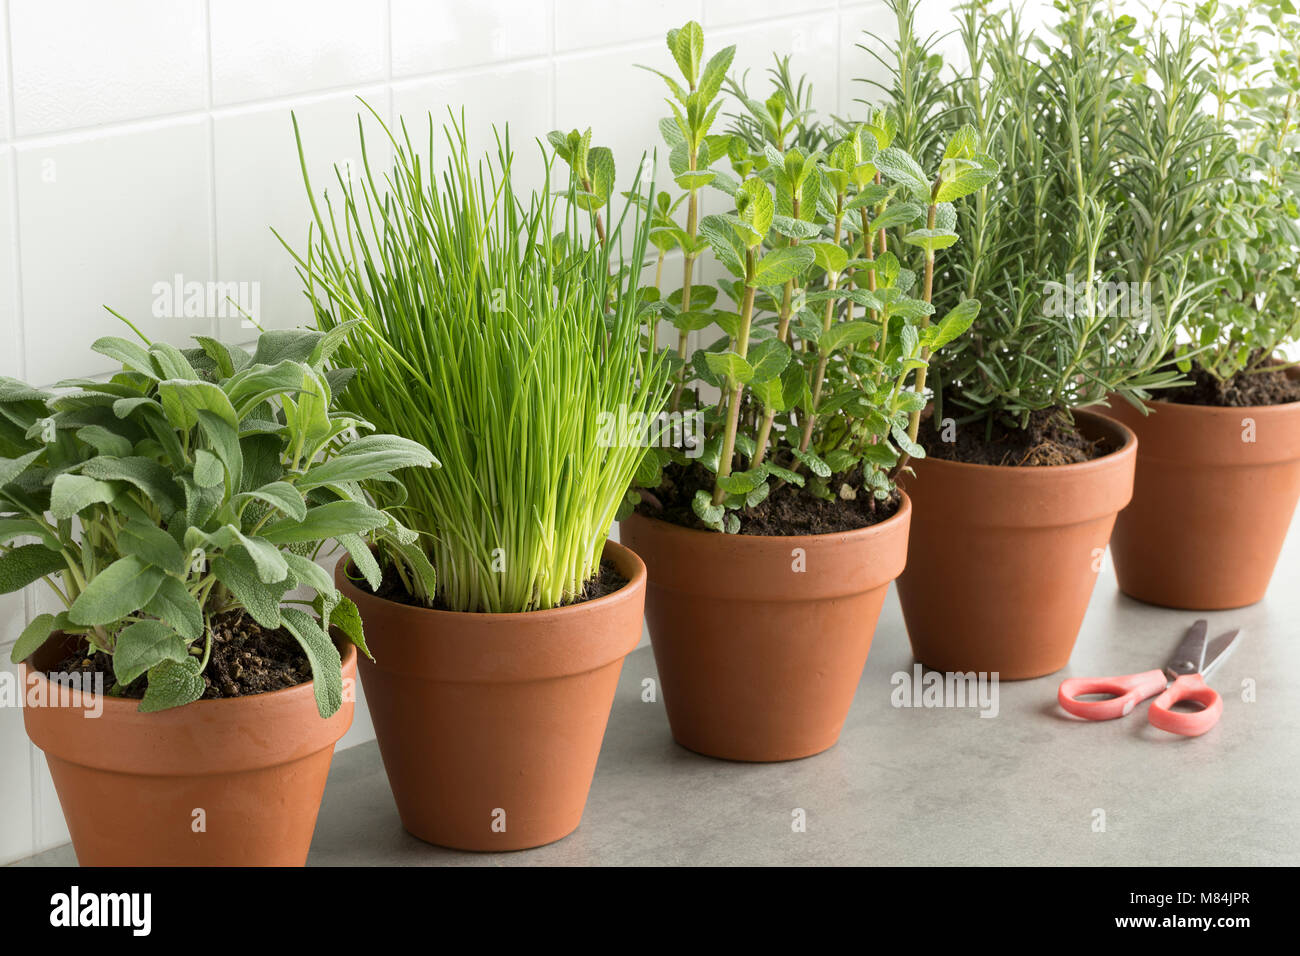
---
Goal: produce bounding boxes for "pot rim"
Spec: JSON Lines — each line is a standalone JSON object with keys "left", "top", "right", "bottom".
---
{"left": 19, "top": 632, "right": 358, "bottom": 714}
{"left": 336, "top": 536, "right": 647, "bottom": 624}
{"left": 622, "top": 489, "right": 911, "bottom": 545}
{"left": 909, "top": 407, "right": 1136, "bottom": 477}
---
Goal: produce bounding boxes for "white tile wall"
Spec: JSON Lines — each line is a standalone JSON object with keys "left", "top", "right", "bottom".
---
{"left": 0, "top": 0, "right": 926, "bottom": 864}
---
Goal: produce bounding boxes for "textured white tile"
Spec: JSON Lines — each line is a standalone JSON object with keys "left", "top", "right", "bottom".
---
{"left": 391, "top": 0, "right": 551, "bottom": 77}
{"left": 0, "top": 1, "right": 11, "bottom": 142}
{"left": 392, "top": 62, "right": 553, "bottom": 195}
{"left": 555, "top": 0, "right": 703, "bottom": 52}
{"left": 0, "top": 644, "right": 35, "bottom": 864}
{"left": 16, "top": 120, "right": 213, "bottom": 386}
{"left": 8, "top": 0, "right": 206, "bottom": 136}
{"left": 209, "top": 0, "right": 388, "bottom": 106}
{"left": 0, "top": 150, "right": 19, "bottom": 379}
{"left": 212, "top": 88, "right": 392, "bottom": 342}
{"left": 717, "top": 12, "right": 840, "bottom": 117}
{"left": 839, "top": 2, "right": 897, "bottom": 121}
{"left": 705, "top": 0, "right": 832, "bottom": 27}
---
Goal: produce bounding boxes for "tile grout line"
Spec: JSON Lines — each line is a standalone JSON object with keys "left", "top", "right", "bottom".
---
{"left": 204, "top": 0, "right": 218, "bottom": 340}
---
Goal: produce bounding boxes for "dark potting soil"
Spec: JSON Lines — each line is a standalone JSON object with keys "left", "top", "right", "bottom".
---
{"left": 1161, "top": 361, "right": 1300, "bottom": 407}
{"left": 50, "top": 611, "right": 311, "bottom": 699}
{"left": 641, "top": 460, "right": 902, "bottom": 535}
{"left": 364, "top": 559, "right": 629, "bottom": 612}
{"left": 918, "top": 408, "right": 1112, "bottom": 467}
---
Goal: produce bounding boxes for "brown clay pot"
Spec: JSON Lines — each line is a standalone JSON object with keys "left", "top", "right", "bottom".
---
{"left": 337, "top": 539, "right": 645, "bottom": 851}
{"left": 896, "top": 409, "right": 1137, "bottom": 679}
{"left": 619, "top": 494, "right": 911, "bottom": 762}
{"left": 1101, "top": 386, "right": 1300, "bottom": 609}
{"left": 20, "top": 633, "right": 356, "bottom": 866}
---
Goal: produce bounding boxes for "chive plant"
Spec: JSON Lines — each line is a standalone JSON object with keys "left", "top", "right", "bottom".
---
{"left": 284, "top": 109, "right": 670, "bottom": 612}
{"left": 598, "top": 18, "right": 995, "bottom": 532}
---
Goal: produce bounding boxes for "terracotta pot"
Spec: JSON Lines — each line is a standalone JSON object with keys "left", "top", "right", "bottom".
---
{"left": 20, "top": 634, "right": 356, "bottom": 866}
{"left": 337, "top": 539, "right": 645, "bottom": 851}
{"left": 896, "top": 409, "right": 1136, "bottom": 679}
{"left": 1100, "top": 384, "right": 1300, "bottom": 609}
{"left": 619, "top": 494, "right": 911, "bottom": 762}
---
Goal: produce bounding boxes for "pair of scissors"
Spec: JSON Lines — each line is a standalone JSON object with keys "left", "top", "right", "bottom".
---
{"left": 1058, "top": 620, "right": 1241, "bottom": 737}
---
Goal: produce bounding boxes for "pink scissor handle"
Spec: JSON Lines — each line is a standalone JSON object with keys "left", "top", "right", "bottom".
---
{"left": 1058, "top": 669, "right": 1168, "bottom": 720}
{"left": 1148, "top": 674, "right": 1223, "bottom": 737}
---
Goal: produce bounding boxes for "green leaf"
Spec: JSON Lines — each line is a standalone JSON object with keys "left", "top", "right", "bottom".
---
{"left": 734, "top": 177, "right": 774, "bottom": 248}
{"left": 747, "top": 338, "right": 792, "bottom": 385}
{"left": 0, "top": 544, "right": 66, "bottom": 596}
{"left": 81, "top": 456, "right": 183, "bottom": 516}
{"left": 891, "top": 423, "right": 925, "bottom": 459}
{"left": 329, "top": 594, "right": 370, "bottom": 659}
{"left": 792, "top": 448, "right": 832, "bottom": 477}
{"left": 820, "top": 320, "right": 881, "bottom": 355}
{"left": 924, "top": 299, "right": 980, "bottom": 350}
{"left": 903, "top": 228, "right": 959, "bottom": 252}
{"left": 250, "top": 330, "right": 326, "bottom": 367}
{"left": 753, "top": 245, "right": 815, "bottom": 286}
{"left": 284, "top": 552, "right": 333, "bottom": 596}
{"left": 0, "top": 518, "right": 61, "bottom": 551}
{"left": 704, "top": 350, "right": 754, "bottom": 385}
{"left": 211, "top": 550, "right": 290, "bottom": 629}
{"left": 0, "top": 449, "right": 41, "bottom": 489}
{"left": 299, "top": 439, "right": 434, "bottom": 490}
{"left": 113, "top": 620, "right": 190, "bottom": 686}
{"left": 262, "top": 500, "right": 388, "bottom": 545}
{"left": 873, "top": 147, "right": 930, "bottom": 200}
{"left": 807, "top": 241, "right": 848, "bottom": 275}
{"left": 698, "top": 44, "right": 735, "bottom": 101}
{"left": 668, "top": 21, "right": 704, "bottom": 85}
{"left": 193, "top": 449, "right": 224, "bottom": 488}
{"left": 118, "top": 519, "right": 187, "bottom": 574}
{"left": 235, "top": 481, "right": 307, "bottom": 522}
{"left": 943, "top": 124, "right": 978, "bottom": 160}
{"left": 158, "top": 379, "right": 239, "bottom": 432}
{"left": 143, "top": 575, "right": 204, "bottom": 641}
{"left": 195, "top": 409, "right": 243, "bottom": 490}
{"left": 49, "top": 474, "right": 117, "bottom": 520}
{"left": 68, "top": 555, "right": 166, "bottom": 626}
{"left": 139, "top": 656, "right": 205, "bottom": 713}
{"left": 280, "top": 608, "right": 343, "bottom": 719}
{"left": 691, "top": 489, "right": 724, "bottom": 531}
{"left": 92, "top": 337, "right": 157, "bottom": 377}
{"left": 75, "top": 424, "right": 133, "bottom": 458}
{"left": 10, "top": 613, "right": 66, "bottom": 664}
{"left": 338, "top": 533, "right": 382, "bottom": 591}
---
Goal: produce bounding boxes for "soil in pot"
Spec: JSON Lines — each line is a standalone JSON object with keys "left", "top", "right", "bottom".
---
{"left": 642, "top": 459, "right": 902, "bottom": 535}
{"left": 896, "top": 408, "right": 1136, "bottom": 679}
{"left": 919, "top": 407, "right": 1115, "bottom": 466}
{"left": 1158, "top": 359, "right": 1300, "bottom": 407}
{"left": 362, "top": 559, "right": 628, "bottom": 610}
{"left": 50, "top": 610, "right": 312, "bottom": 700}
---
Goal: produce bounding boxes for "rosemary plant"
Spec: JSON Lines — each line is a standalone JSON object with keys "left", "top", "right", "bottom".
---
{"left": 872, "top": 0, "right": 1227, "bottom": 433}
{"left": 284, "top": 109, "right": 670, "bottom": 612}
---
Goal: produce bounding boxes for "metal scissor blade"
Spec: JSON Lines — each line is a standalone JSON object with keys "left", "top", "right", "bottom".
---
{"left": 1199, "top": 628, "right": 1243, "bottom": 680}
{"left": 1163, "top": 619, "right": 1209, "bottom": 679}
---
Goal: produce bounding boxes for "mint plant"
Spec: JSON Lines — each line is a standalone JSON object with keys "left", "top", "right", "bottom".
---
{"left": 596, "top": 19, "right": 996, "bottom": 532}
{"left": 1, "top": 326, "right": 434, "bottom": 714}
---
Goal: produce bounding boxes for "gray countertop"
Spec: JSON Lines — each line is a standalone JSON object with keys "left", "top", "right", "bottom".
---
{"left": 19, "top": 516, "right": 1300, "bottom": 867}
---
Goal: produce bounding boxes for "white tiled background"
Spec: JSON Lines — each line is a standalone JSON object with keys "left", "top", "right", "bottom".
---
{"left": 0, "top": 0, "right": 958, "bottom": 865}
